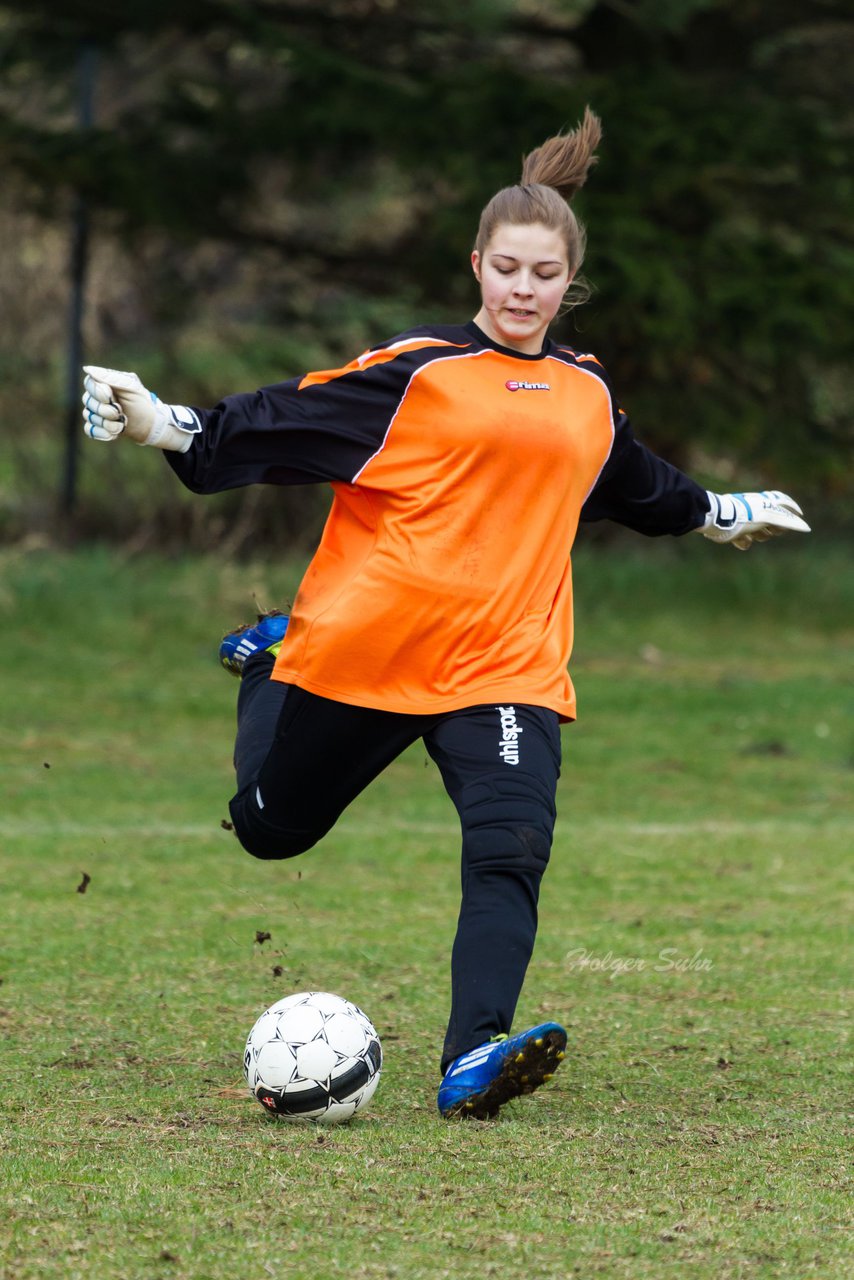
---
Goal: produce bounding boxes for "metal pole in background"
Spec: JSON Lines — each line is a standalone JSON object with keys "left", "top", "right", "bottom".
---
{"left": 61, "top": 41, "right": 97, "bottom": 519}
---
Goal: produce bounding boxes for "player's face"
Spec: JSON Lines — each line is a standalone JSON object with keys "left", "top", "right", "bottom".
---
{"left": 471, "top": 223, "right": 571, "bottom": 355}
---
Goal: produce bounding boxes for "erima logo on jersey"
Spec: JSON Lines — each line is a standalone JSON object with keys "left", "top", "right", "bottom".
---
{"left": 497, "top": 705, "right": 523, "bottom": 766}
{"left": 505, "top": 380, "right": 550, "bottom": 392}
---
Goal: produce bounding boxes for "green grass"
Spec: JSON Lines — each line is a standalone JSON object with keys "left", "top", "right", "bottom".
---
{"left": 0, "top": 540, "right": 851, "bottom": 1279}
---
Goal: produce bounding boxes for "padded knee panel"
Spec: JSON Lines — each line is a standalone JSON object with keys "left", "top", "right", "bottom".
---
{"left": 456, "top": 770, "right": 556, "bottom": 875}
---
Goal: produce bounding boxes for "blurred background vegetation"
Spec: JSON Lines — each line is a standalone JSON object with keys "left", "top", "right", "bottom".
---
{"left": 0, "top": 0, "right": 851, "bottom": 551}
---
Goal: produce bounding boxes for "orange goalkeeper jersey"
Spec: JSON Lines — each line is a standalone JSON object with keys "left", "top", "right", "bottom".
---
{"left": 169, "top": 322, "right": 708, "bottom": 719}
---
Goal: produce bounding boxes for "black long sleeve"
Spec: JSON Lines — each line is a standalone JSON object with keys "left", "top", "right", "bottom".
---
{"left": 580, "top": 409, "right": 709, "bottom": 537}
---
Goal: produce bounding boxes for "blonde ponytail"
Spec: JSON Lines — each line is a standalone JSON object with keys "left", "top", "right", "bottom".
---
{"left": 474, "top": 107, "right": 602, "bottom": 303}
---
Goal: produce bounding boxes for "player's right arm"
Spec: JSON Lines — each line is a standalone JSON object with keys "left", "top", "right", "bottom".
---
{"left": 82, "top": 367, "right": 202, "bottom": 451}
{"left": 82, "top": 360, "right": 394, "bottom": 491}
{"left": 82, "top": 331, "right": 460, "bottom": 495}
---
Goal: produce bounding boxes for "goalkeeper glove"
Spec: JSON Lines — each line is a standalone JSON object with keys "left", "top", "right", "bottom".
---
{"left": 700, "top": 491, "right": 810, "bottom": 550}
{"left": 82, "top": 366, "right": 201, "bottom": 452}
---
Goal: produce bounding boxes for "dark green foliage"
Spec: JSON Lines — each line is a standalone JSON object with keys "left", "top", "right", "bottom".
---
{"left": 0, "top": 0, "right": 850, "bottom": 541}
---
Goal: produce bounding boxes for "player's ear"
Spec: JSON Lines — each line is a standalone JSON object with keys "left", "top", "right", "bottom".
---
{"left": 471, "top": 250, "right": 482, "bottom": 283}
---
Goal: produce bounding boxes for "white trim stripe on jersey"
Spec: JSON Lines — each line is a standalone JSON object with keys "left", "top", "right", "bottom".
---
{"left": 349, "top": 349, "right": 497, "bottom": 484}
{"left": 355, "top": 336, "right": 457, "bottom": 368}
{"left": 543, "top": 355, "right": 619, "bottom": 505}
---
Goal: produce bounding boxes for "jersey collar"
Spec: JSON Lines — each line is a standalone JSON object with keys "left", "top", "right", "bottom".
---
{"left": 464, "top": 320, "right": 553, "bottom": 362}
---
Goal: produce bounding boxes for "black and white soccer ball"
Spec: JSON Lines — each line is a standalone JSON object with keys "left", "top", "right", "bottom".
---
{"left": 244, "top": 991, "right": 382, "bottom": 1125}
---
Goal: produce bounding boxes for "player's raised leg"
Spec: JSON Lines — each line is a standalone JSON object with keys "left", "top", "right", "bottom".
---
{"left": 222, "top": 629, "right": 436, "bottom": 862}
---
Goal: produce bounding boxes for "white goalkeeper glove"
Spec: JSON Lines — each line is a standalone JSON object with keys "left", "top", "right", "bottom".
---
{"left": 82, "top": 366, "right": 201, "bottom": 452}
{"left": 700, "top": 490, "right": 810, "bottom": 550}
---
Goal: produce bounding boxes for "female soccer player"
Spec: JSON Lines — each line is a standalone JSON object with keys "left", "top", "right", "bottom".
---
{"left": 81, "top": 109, "right": 809, "bottom": 1120}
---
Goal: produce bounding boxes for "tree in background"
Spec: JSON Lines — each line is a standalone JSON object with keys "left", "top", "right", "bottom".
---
{"left": 0, "top": 0, "right": 850, "bottom": 544}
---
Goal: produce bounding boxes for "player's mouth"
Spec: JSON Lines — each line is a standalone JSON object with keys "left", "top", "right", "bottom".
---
{"left": 508, "top": 308, "right": 536, "bottom": 319}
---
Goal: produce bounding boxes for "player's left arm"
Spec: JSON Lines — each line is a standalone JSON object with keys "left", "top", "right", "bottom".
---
{"left": 696, "top": 489, "right": 810, "bottom": 550}
{"left": 581, "top": 411, "right": 809, "bottom": 550}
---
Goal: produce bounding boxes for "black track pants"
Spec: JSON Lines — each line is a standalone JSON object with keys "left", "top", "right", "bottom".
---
{"left": 229, "top": 654, "right": 562, "bottom": 1071}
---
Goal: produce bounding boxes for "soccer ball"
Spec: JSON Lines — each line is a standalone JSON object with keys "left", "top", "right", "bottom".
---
{"left": 244, "top": 991, "right": 382, "bottom": 1125}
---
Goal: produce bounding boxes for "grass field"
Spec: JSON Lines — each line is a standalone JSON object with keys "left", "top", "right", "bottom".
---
{"left": 0, "top": 539, "right": 851, "bottom": 1279}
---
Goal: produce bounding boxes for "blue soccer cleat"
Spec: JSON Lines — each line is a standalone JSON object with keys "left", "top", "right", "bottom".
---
{"left": 219, "top": 611, "right": 289, "bottom": 677}
{"left": 437, "top": 1021, "right": 567, "bottom": 1119}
